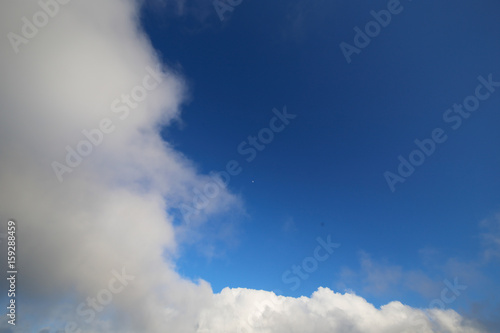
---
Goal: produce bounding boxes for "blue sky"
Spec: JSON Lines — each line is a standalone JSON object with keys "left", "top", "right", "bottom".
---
{"left": 1, "top": 0, "right": 499, "bottom": 331}
{"left": 142, "top": 0, "right": 500, "bottom": 322}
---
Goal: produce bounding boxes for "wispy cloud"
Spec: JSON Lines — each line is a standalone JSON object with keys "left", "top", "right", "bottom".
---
{"left": 480, "top": 214, "right": 500, "bottom": 261}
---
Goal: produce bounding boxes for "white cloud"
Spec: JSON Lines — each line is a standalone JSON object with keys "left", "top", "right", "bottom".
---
{"left": 198, "top": 287, "right": 484, "bottom": 333}
{"left": 0, "top": 1, "right": 236, "bottom": 331}
{"left": 0, "top": 1, "right": 488, "bottom": 332}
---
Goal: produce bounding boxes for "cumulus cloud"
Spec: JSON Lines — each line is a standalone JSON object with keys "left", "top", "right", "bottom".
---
{"left": 0, "top": 1, "right": 488, "bottom": 332}
{"left": 198, "top": 287, "right": 484, "bottom": 333}
{"left": 0, "top": 0, "right": 235, "bottom": 331}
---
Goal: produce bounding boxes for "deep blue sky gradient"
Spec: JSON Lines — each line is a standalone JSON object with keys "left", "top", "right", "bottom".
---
{"left": 140, "top": 0, "right": 500, "bottom": 323}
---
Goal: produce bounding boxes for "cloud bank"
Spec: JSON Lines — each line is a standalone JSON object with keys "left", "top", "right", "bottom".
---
{"left": 0, "top": 0, "right": 488, "bottom": 332}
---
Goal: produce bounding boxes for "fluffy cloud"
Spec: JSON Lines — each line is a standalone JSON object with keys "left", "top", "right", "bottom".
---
{"left": 198, "top": 287, "right": 484, "bottom": 333}
{"left": 0, "top": 1, "right": 488, "bottom": 332}
{"left": 0, "top": 1, "right": 235, "bottom": 331}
